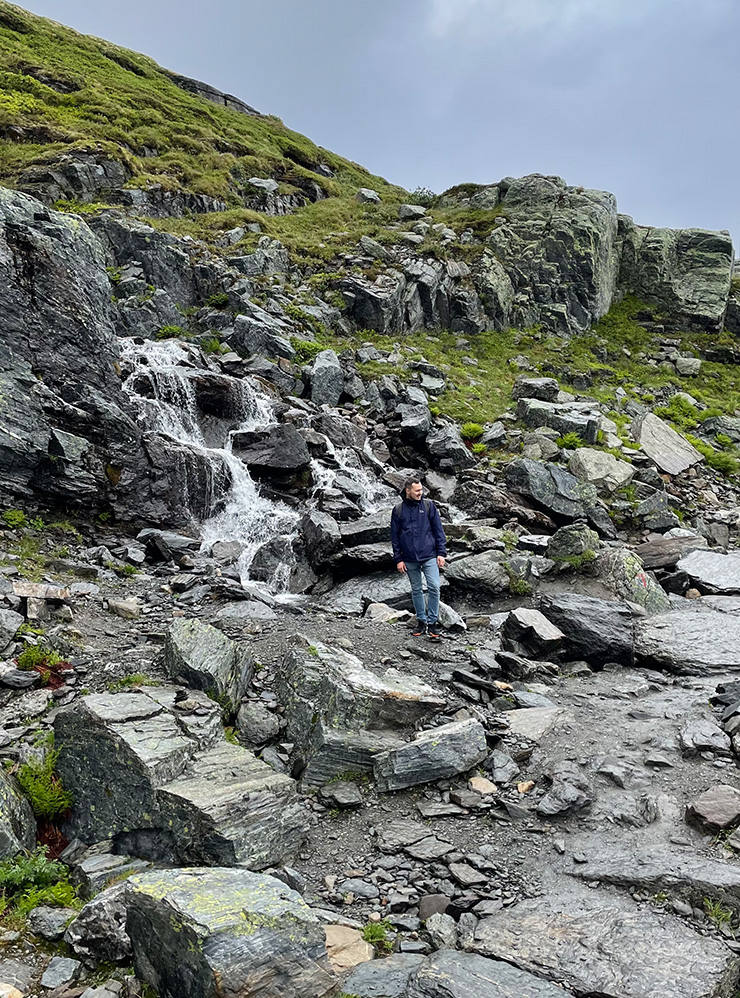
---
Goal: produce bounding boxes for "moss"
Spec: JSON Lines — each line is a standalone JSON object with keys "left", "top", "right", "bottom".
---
{"left": 551, "top": 549, "right": 597, "bottom": 570}
{"left": 107, "top": 672, "right": 159, "bottom": 691}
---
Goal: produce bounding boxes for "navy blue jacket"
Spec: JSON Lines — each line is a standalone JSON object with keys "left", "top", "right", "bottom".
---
{"left": 391, "top": 493, "right": 447, "bottom": 565}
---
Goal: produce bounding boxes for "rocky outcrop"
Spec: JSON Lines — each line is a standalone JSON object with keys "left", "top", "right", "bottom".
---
{"left": 0, "top": 768, "right": 35, "bottom": 859}
{"left": 164, "top": 617, "right": 252, "bottom": 713}
{"left": 55, "top": 688, "right": 308, "bottom": 867}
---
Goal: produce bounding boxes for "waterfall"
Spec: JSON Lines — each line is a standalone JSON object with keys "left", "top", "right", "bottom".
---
{"left": 119, "top": 339, "right": 298, "bottom": 591}
{"left": 310, "top": 440, "right": 396, "bottom": 513}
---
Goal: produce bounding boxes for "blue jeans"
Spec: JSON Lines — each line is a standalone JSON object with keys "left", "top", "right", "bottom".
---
{"left": 406, "top": 558, "right": 440, "bottom": 625}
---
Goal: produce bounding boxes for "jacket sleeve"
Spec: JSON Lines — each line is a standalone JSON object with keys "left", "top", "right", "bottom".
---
{"left": 391, "top": 506, "right": 403, "bottom": 563}
{"left": 430, "top": 502, "right": 447, "bottom": 557}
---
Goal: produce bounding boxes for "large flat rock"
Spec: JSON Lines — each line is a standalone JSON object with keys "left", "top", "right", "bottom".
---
{"left": 405, "top": 949, "right": 569, "bottom": 998}
{"left": 126, "top": 868, "right": 336, "bottom": 998}
{"left": 164, "top": 617, "right": 252, "bottom": 712}
{"left": 677, "top": 550, "right": 740, "bottom": 595}
{"left": 631, "top": 412, "right": 703, "bottom": 475}
{"left": 539, "top": 592, "right": 634, "bottom": 666}
{"left": 472, "top": 895, "right": 740, "bottom": 998}
{"left": 635, "top": 608, "right": 740, "bottom": 673}
{"left": 322, "top": 571, "right": 448, "bottom": 615}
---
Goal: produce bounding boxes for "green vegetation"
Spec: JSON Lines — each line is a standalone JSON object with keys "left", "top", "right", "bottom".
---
{"left": 471, "top": 442, "right": 487, "bottom": 455}
{"left": 0, "top": 847, "right": 80, "bottom": 920}
{"left": 361, "top": 919, "right": 393, "bottom": 953}
{"left": 704, "top": 897, "right": 734, "bottom": 929}
{"left": 224, "top": 726, "right": 239, "bottom": 745}
{"left": 16, "top": 748, "right": 73, "bottom": 819}
{"left": 107, "top": 672, "right": 158, "bottom": 691}
{"left": 155, "top": 324, "right": 189, "bottom": 340}
{"left": 16, "top": 644, "right": 62, "bottom": 671}
{"left": 461, "top": 422, "right": 484, "bottom": 441}
{"left": 556, "top": 432, "right": 584, "bottom": 450}
{"left": 685, "top": 435, "right": 740, "bottom": 477}
{"left": 551, "top": 550, "right": 598, "bottom": 571}
{"left": 205, "top": 291, "right": 229, "bottom": 308}
{"left": 1, "top": 507, "right": 27, "bottom": 529}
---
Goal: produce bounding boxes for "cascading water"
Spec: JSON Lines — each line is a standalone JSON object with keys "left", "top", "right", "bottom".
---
{"left": 310, "top": 440, "right": 396, "bottom": 514}
{"left": 119, "top": 338, "right": 298, "bottom": 590}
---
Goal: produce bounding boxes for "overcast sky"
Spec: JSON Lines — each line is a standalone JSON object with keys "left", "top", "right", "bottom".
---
{"left": 24, "top": 0, "right": 740, "bottom": 249}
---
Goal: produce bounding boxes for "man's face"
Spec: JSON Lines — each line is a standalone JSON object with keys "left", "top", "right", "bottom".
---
{"left": 406, "top": 482, "right": 423, "bottom": 500}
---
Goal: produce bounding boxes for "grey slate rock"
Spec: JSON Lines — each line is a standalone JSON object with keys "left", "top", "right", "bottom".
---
{"left": 27, "top": 904, "right": 77, "bottom": 941}
{"left": 0, "top": 608, "right": 24, "bottom": 647}
{"left": 237, "top": 701, "right": 280, "bottom": 746}
{"left": 635, "top": 607, "right": 740, "bottom": 673}
{"left": 687, "top": 784, "right": 740, "bottom": 831}
{"left": 125, "top": 868, "right": 336, "bottom": 998}
{"left": 677, "top": 549, "right": 740, "bottom": 595}
{"left": 40, "top": 955, "right": 81, "bottom": 989}
{"left": 426, "top": 425, "right": 476, "bottom": 470}
{"left": 164, "top": 617, "right": 252, "bottom": 713}
{"left": 539, "top": 592, "right": 634, "bottom": 667}
{"left": 406, "top": 949, "right": 570, "bottom": 998}
{"left": 445, "top": 551, "right": 509, "bottom": 596}
{"left": 501, "top": 608, "right": 563, "bottom": 659}
{"left": 65, "top": 883, "right": 131, "bottom": 963}
{"left": 512, "top": 377, "right": 560, "bottom": 402}
{"left": 301, "top": 510, "right": 342, "bottom": 566}
{"left": 537, "top": 760, "right": 594, "bottom": 817}
{"left": 231, "top": 423, "right": 311, "bottom": 480}
{"left": 374, "top": 719, "right": 488, "bottom": 792}
{"left": 634, "top": 534, "right": 708, "bottom": 569}
{"left": 505, "top": 459, "right": 616, "bottom": 538}
{"left": 631, "top": 412, "right": 703, "bottom": 475}
{"left": 310, "top": 349, "right": 344, "bottom": 407}
{"left": 0, "top": 767, "right": 35, "bottom": 859}
{"left": 344, "top": 952, "right": 425, "bottom": 997}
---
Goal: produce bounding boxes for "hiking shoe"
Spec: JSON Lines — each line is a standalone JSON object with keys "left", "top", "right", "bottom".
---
{"left": 412, "top": 622, "right": 427, "bottom": 637}
{"left": 428, "top": 626, "right": 441, "bottom": 641}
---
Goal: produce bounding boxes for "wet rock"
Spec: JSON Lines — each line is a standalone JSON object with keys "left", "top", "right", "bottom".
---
{"left": 631, "top": 412, "right": 703, "bottom": 475}
{"left": 232, "top": 312, "right": 295, "bottom": 360}
{"left": 634, "top": 534, "right": 708, "bottom": 570}
{"left": 569, "top": 448, "right": 634, "bottom": 493}
{"left": 374, "top": 719, "right": 488, "bottom": 792}
{"left": 484, "top": 750, "right": 520, "bottom": 784}
{"left": 537, "top": 760, "right": 594, "bottom": 817}
{"left": 679, "top": 718, "right": 731, "bottom": 756}
{"left": 126, "top": 867, "right": 336, "bottom": 998}
{"left": 505, "top": 459, "right": 615, "bottom": 537}
{"left": 165, "top": 617, "right": 252, "bottom": 713}
{"left": 445, "top": 551, "right": 509, "bottom": 595}
{"left": 0, "top": 768, "right": 35, "bottom": 859}
{"left": 40, "top": 956, "right": 80, "bottom": 989}
{"left": 344, "top": 953, "right": 425, "bottom": 998}
{"left": 301, "top": 510, "right": 342, "bottom": 567}
{"left": 597, "top": 547, "right": 671, "bottom": 613}
{"left": 539, "top": 593, "right": 634, "bottom": 667}
{"left": 635, "top": 607, "right": 740, "bottom": 673}
{"left": 472, "top": 894, "right": 738, "bottom": 998}
{"left": 406, "top": 949, "right": 569, "bottom": 998}
{"left": 501, "top": 608, "right": 563, "bottom": 659}
{"left": 232, "top": 424, "right": 311, "bottom": 483}
{"left": 65, "top": 883, "right": 131, "bottom": 963}
{"left": 426, "top": 425, "right": 476, "bottom": 470}
{"left": 506, "top": 707, "right": 566, "bottom": 743}
{"left": 237, "top": 701, "right": 280, "bottom": 746}
{"left": 55, "top": 689, "right": 307, "bottom": 869}
{"left": 677, "top": 550, "right": 740, "bottom": 595}
{"left": 687, "top": 785, "right": 740, "bottom": 831}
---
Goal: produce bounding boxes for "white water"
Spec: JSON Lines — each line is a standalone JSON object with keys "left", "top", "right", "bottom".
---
{"left": 119, "top": 339, "right": 298, "bottom": 590}
{"left": 310, "top": 440, "right": 396, "bottom": 513}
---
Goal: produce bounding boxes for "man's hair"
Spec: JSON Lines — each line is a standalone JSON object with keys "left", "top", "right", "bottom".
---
{"left": 404, "top": 476, "right": 422, "bottom": 491}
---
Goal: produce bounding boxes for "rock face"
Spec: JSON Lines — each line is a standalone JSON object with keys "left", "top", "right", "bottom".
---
{"left": 55, "top": 688, "right": 308, "bottom": 868}
{"left": 539, "top": 593, "right": 634, "bottom": 666}
{"left": 164, "top": 617, "right": 252, "bottom": 713}
{"left": 275, "top": 638, "right": 445, "bottom": 784}
{"left": 0, "top": 768, "right": 35, "bottom": 859}
{"left": 125, "top": 868, "right": 336, "bottom": 998}
{"left": 472, "top": 895, "right": 740, "bottom": 998}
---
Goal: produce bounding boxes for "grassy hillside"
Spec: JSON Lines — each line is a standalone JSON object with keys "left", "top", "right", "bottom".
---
{"left": 0, "top": 1, "right": 404, "bottom": 206}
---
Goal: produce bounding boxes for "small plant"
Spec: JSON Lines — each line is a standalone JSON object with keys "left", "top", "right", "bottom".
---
{"left": 501, "top": 529, "right": 518, "bottom": 552}
{"left": 307, "top": 645, "right": 320, "bottom": 658}
{"left": 0, "top": 847, "right": 80, "bottom": 920}
{"left": 205, "top": 291, "right": 230, "bottom": 308}
{"left": 16, "top": 645, "right": 63, "bottom": 671}
{"left": 107, "top": 561, "right": 138, "bottom": 578}
{"left": 291, "top": 339, "right": 325, "bottom": 363}
{"left": 224, "top": 727, "right": 239, "bottom": 745}
{"left": 429, "top": 405, "right": 441, "bottom": 417}
{"left": 471, "top": 442, "right": 487, "bottom": 455}
{"left": 200, "top": 336, "right": 222, "bottom": 355}
{"left": 2, "top": 508, "right": 27, "bottom": 530}
{"left": 155, "top": 325, "right": 189, "bottom": 341}
{"left": 15, "top": 750, "right": 73, "bottom": 819}
{"left": 716, "top": 433, "right": 734, "bottom": 451}
{"left": 655, "top": 395, "right": 699, "bottom": 430}
{"left": 551, "top": 549, "right": 598, "bottom": 571}
{"left": 107, "top": 673, "right": 158, "bottom": 692}
{"left": 409, "top": 186, "right": 437, "bottom": 207}
{"left": 556, "top": 431, "right": 584, "bottom": 450}
{"left": 361, "top": 919, "right": 393, "bottom": 953}
{"left": 98, "top": 512, "right": 111, "bottom": 523}
{"left": 704, "top": 897, "right": 734, "bottom": 929}
{"left": 461, "top": 422, "right": 484, "bottom": 441}
{"left": 106, "top": 266, "right": 123, "bottom": 286}
{"left": 509, "top": 576, "right": 532, "bottom": 596}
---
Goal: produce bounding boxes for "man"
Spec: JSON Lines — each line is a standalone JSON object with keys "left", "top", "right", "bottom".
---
{"left": 390, "top": 476, "right": 447, "bottom": 639}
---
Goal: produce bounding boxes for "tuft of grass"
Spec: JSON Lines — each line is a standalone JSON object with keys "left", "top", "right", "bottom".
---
{"left": 461, "top": 422, "right": 484, "bottom": 441}
{"left": 107, "top": 673, "right": 159, "bottom": 692}
{"left": 16, "top": 644, "right": 62, "bottom": 671}
{"left": 155, "top": 324, "right": 190, "bottom": 341}
{"left": 205, "top": 291, "right": 230, "bottom": 308}
{"left": 556, "top": 431, "right": 584, "bottom": 450}
{"left": 703, "top": 897, "right": 734, "bottom": 929}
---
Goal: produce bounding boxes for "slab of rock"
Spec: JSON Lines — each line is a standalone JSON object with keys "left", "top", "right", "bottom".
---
{"left": 505, "top": 459, "right": 615, "bottom": 537}
{"left": 0, "top": 768, "right": 35, "bottom": 859}
{"left": 501, "top": 608, "right": 563, "bottom": 659}
{"left": 539, "top": 592, "right": 634, "bottom": 666}
{"left": 311, "top": 349, "right": 344, "bottom": 407}
{"left": 374, "top": 719, "right": 487, "bottom": 792}
{"left": 0, "top": 608, "right": 23, "bottom": 647}
{"left": 301, "top": 510, "right": 341, "bottom": 566}
{"left": 569, "top": 448, "right": 634, "bottom": 493}
{"left": 231, "top": 423, "right": 311, "bottom": 481}
{"left": 631, "top": 412, "right": 703, "bottom": 475}
{"left": 635, "top": 608, "right": 740, "bottom": 673}
{"left": 55, "top": 689, "right": 307, "bottom": 869}
{"left": 677, "top": 550, "right": 740, "bottom": 595}
{"left": 65, "top": 883, "right": 131, "bottom": 963}
{"left": 472, "top": 896, "right": 739, "bottom": 998}
{"left": 126, "top": 868, "right": 336, "bottom": 998}
{"left": 40, "top": 956, "right": 80, "bottom": 989}
{"left": 405, "top": 949, "right": 570, "bottom": 998}
{"left": 322, "top": 570, "right": 448, "bottom": 615}
{"left": 679, "top": 718, "right": 731, "bottom": 756}
{"left": 506, "top": 707, "right": 565, "bottom": 743}
{"left": 27, "top": 905, "right": 77, "bottom": 941}
{"left": 566, "top": 844, "right": 740, "bottom": 908}
{"left": 445, "top": 551, "right": 509, "bottom": 595}
{"left": 164, "top": 617, "right": 252, "bottom": 712}
{"left": 634, "top": 534, "right": 708, "bottom": 570}
{"left": 512, "top": 377, "right": 560, "bottom": 402}
{"left": 687, "top": 785, "right": 740, "bottom": 831}
{"left": 344, "top": 952, "right": 425, "bottom": 998}
{"left": 324, "top": 924, "right": 373, "bottom": 973}
{"left": 537, "top": 760, "right": 594, "bottom": 817}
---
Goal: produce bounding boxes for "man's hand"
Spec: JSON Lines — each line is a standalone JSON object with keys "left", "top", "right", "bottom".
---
{"left": 437, "top": 556, "right": 446, "bottom": 569}
{"left": 397, "top": 561, "right": 407, "bottom": 573}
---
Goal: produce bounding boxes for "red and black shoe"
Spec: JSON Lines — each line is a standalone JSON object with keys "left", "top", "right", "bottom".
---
{"left": 412, "top": 622, "right": 427, "bottom": 637}
{"left": 428, "top": 625, "right": 441, "bottom": 641}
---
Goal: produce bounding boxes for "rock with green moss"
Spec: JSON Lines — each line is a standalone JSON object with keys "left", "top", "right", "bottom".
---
{"left": 55, "top": 688, "right": 308, "bottom": 868}
{"left": 547, "top": 523, "right": 600, "bottom": 565}
{"left": 596, "top": 548, "right": 671, "bottom": 614}
{"left": 0, "top": 767, "right": 35, "bottom": 859}
{"left": 445, "top": 550, "right": 510, "bottom": 596}
{"left": 125, "top": 867, "right": 336, "bottom": 998}
{"left": 164, "top": 617, "right": 252, "bottom": 714}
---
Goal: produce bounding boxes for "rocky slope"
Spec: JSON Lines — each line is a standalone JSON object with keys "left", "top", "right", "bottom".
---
{"left": 1, "top": 4, "right": 740, "bottom": 998}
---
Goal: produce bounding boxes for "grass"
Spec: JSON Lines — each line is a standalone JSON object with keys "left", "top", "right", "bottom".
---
{"left": 556, "top": 431, "right": 585, "bottom": 449}
{"left": 16, "top": 644, "right": 62, "bottom": 670}
{"left": 106, "top": 672, "right": 159, "bottom": 692}
{"left": 704, "top": 897, "right": 734, "bottom": 929}
{"left": 15, "top": 748, "right": 73, "bottom": 819}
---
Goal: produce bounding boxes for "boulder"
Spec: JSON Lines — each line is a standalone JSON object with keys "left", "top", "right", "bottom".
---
{"left": 374, "top": 719, "right": 488, "bottom": 792}
{"left": 679, "top": 718, "right": 731, "bottom": 757}
{"left": 426, "top": 425, "right": 476, "bottom": 470}
{"left": 310, "top": 350, "right": 344, "bottom": 407}
{"left": 569, "top": 448, "right": 634, "bottom": 493}
{"left": 231, "top": 313, "right": 295, "bottom": 360}
{"left": 398, "top": 204, "right": 427, "bottom": 220}
{"left": 517, "top": 398, "right": 600, "bottom": 443}
{"left": 687, "top": 785, "right": 740, "bottom": 832}
{"left": 301, "top": 510, "right": 342, "bottom": 567}
{"left": 344, "top": 953, "right": 426, "bottom": 998}
{"left": 397, "top": 403, "right": 432, "bottom": 445}
{"left": 0, "top": 768, "right": 35, "bottom": 859}
{"left": 537, "top": 760, "right": 594, "bottom": 816}
{"left": 55, "top": 688, "right": 308, "bottom": 868}
{"left": 231, "top": 424, "right": 311, "bottom": 482}
{"left": 501, "top": 608, "right": 564, "bottom": 659}
{"left": 236, "top": 701, "right": 280, "bottom": 746}
{"left": 539, "top": 593, "right": 634, "bottom": 666}
{"left": 164, "top": 617, "right": 252, "bottom": 713}
{"left": 512, "top": 377, "right": 560, "bottom": 402}
{"left": 339, "top": 510, "right": 393, "bottom": 547}
{"left": 321, "top": 570, "right": 448, "bottom": 616}
{"left": 677, "top": 550, "right": 740, "bottom": 595}
{"left": 356, "top": 188, "right": 381, "bottom": 203}
{"left": 631, "top": 412, "right": 703, "bottom": 475}
{"left": 635, "top": 607, "right": 740, "bottom": 673}
{"left": 597, "top": 548, "right": 671, "bottom": 613}
{"left": 275, "top": 638, "right": 445, "bottom": 784}
{"left": 126, "top": 868, "right": 336, "bottom": 998}
{"left": 65, "top": 883, "right": 131, "bottom": 963}
{"left": 546, "top": 522, "right": 599, "bottom": 564}
{"left": 0, "top": 609, "right": 23, "bottom": 648}
{"left": 27, "top": 905, "right": 78, "bottom": 941}
{"left": 472, "top": 895, "right": 739, "bottom": 998}
{"left": 445, "top": 551, "right": 509, "bottom": 595}
{"left": 505, "top": 459, "right": 615, "bottom": 537}
{"left": 634, "top": 535, "right": 707, "bottom": 570}
{"left": 403, "top": 949, "right": 569, "bottom": 998}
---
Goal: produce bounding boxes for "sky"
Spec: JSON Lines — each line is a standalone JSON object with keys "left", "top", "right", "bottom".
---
{"left": 22, "top": 0, "right": 740, "bottom": 249}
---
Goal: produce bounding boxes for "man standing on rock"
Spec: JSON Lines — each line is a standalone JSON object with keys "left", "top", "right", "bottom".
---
{"left": 391, "top": 476, "right": 447, "bottom": 639}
